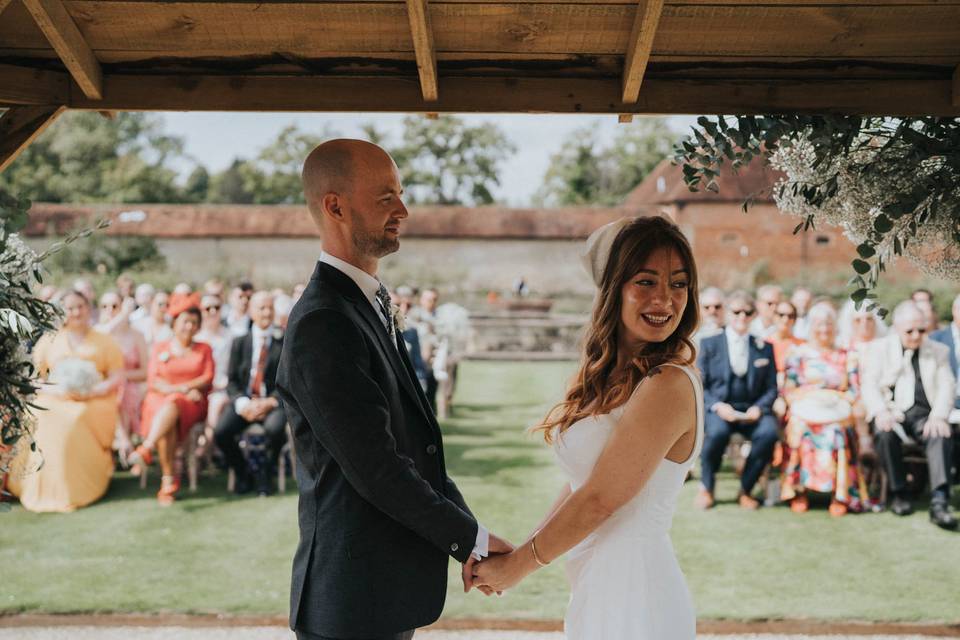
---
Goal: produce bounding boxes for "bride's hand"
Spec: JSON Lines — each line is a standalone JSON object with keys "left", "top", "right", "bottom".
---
{"left": 473, "top": 547, "right": 535, "bottom": 593}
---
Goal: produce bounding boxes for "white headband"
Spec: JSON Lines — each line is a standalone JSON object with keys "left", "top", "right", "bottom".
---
{"left": 580, "top": 217, "right": 637, "bottom": 287}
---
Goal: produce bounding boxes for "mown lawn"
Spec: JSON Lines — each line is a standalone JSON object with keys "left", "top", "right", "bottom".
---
{"left": 2, "top": 361, "right": 958, "bottom": 622}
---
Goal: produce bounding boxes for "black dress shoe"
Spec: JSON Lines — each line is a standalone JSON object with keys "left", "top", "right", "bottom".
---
{"left": 234, "top": 472, "right": 255, "bottom": 495}
{"left": 929, "top": 501, "right": 959, "bottom": 531}
{"left": 890, "top": 496, "right": 914, "bottom": 516}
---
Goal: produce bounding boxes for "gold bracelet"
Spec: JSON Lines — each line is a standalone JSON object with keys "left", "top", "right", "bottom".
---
{"left": 530, "top": 533, "right": 550, "bottom": 567}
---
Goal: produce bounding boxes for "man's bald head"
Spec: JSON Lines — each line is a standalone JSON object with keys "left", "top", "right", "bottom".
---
{"left": 302, "top": 139, "right": 392, "bottom": 223}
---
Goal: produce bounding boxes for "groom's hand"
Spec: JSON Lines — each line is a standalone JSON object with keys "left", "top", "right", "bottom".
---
{"left": 463, "top": 532, "right": 515, "bottom": 595}
{"left": 488, "top": 532, "right": 515, "bottom": 556}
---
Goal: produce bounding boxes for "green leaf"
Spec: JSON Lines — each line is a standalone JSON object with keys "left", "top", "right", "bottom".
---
{"left": 852, "top": 259, "right": 871, "bottom": 274}
{"left": 856, "top": 243, "right": 876, "bottom": 259}
{"left": 873, "top": 215, "right": 894, "bottom": 233}
{"left": 851, "top": 288, "right": 869, "bottom": 303}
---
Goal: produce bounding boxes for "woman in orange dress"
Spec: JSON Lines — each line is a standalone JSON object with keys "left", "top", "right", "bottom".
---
{"left": 129, "top": 297, "right": 213, "bottom": 505}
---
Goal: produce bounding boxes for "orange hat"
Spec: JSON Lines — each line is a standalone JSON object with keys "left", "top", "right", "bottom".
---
{"left": 168, "top": 292, "right": 202, "bottom": 319}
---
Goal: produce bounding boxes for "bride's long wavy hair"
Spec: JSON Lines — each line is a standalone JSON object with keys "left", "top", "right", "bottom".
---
{"left": 535, "top": 216, "right": 700, "bottom": 443}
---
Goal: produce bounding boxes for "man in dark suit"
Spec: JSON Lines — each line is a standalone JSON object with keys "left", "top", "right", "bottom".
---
{"left": 214, "top": 290, "right": 286, "bottom": 495}
{"left": 930, "top": 293, "right": 960, "bottom": 397}
{"left": 696, "top": 290, "right": 779, "bottom": 510}
{"left": 276, "top": 139, "right": 512, "bottom": 640}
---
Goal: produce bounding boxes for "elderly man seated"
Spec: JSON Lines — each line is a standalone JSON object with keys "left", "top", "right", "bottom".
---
{"left": 861, "top": 301, "right": 957, "bottom": 530}
{"left": 696, "top": 290, "right": 780, "bottom": 510}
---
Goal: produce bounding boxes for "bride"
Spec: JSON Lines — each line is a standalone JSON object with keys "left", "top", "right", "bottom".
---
{"left": 473, "top": 215, "right": 704, "bottom": 639}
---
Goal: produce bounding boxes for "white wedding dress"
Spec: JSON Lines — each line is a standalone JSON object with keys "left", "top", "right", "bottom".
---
{"left": 554, "top": 363, "right": 703, "bottom": 639}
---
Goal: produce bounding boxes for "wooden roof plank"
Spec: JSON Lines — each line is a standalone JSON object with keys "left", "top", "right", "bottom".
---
{"left": 953, "top": 64, "right": 960, "bottom": 107}
{"left": 0, "top": 0, "right": 14, "bottom": 18}
{"left": 0, "top": 104, "right": 65, "bottom": 172}
{"left": 54, "top": 72, "right": 959, "bottom": 116}
{"left": 2, "top": 3, "right": 958, "bottom": 58}
{"left": 21, "top": 0, "right": 102, "bottom": 99}
{"left": 622, "top": 0, "right": 664, "bottom": 103}
{"left": 407, "top": 0, "right": 439, "bottom": 101}
{"left": 0, "top": 63, "right": 69, "bottom": 105}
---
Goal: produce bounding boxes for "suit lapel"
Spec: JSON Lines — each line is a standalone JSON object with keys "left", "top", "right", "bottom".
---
{"left": 746, "top": 339, "right": 757, "bottom": 391}
{"left": 352, "top": 298, "right": 435, "bottom": 426}
{"left": 716, "top": 334, "right": 732, "bottom": 388}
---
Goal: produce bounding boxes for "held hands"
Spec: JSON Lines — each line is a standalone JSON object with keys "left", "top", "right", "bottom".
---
{"left": 714, "top": 403, "right": 737, "bottom": 422}
{"left": 472, "top": 542, "right": 538, "bottom": 593}
{"left": 743, "top": 406, "right": 762, "bottom": 423}
{"left": 875, "top": 410, "right": 899, "bottom": 432}
{"left": 462, "top": 532, "right": 515, "bottom": 596}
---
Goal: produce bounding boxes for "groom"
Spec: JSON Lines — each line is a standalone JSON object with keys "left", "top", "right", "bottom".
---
{"left": 276, "top": 139, "right": 511, "bottom": 640}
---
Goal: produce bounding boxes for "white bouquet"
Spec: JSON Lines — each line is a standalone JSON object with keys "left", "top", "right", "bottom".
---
{"left": 48, "top": 358, "right": 102, "bottom": 397}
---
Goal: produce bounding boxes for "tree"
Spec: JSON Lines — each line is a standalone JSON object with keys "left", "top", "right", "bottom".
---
{"left": 0, "top": 112, "right": 189, "bottom": 203}
{"left": 183, "top": 166, "right": 211, "bottom": 203}
{"left": 370, "top": 116, "right": 516, "bottom": 206}
{"left": 675, "top": 116, "right": 960, "bottom": 307}
{"left": 535, "top": 118, "right": 677, "bottom": 207}
{"left": 208, "top": 159, "right": 256, "bottom": 204}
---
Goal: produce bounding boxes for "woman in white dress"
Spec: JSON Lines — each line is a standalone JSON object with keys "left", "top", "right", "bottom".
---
{"left": 474, "top": 216, "right": 704, "bottom": 639}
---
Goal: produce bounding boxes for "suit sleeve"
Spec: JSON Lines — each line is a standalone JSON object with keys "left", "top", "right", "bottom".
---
{"left": 755, "top": 343, "right": 778, "bottom": 414}
{"left": 226, "top": 337, "right": 246, "bottom": 401}
{"left": 697, "top": 339, "right": 719, "bottom": 410}
{"left": 860, "top": 341, "right": 887, "bottom": 421}
{"left": 288, "top": 309, "right": 478, "bottom": 562}
{"left": 931, "top": 346, "right": 956, "bottom": 421}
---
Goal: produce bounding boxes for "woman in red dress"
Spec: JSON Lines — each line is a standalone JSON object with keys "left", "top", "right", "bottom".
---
{"left": 129, "top": 296, "right": 213, "bottom": 505}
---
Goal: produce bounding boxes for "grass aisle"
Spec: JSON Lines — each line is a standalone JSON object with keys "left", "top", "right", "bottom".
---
{"left": 2, "top": 361, "right": 958, "bottom": 622}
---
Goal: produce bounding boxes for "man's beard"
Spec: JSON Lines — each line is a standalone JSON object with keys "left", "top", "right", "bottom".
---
{"left": 353, "top": 227, "right": 399, "bottom": 258}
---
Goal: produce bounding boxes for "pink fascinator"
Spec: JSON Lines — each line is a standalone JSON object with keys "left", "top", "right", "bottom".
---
{"left": 580, "top": 217, "right": 636, "bottom": 287}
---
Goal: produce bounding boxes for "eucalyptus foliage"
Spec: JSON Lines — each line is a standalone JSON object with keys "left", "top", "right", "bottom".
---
{"left": 0, "top": 190, "right": 107, "bottom": 488}
{"left": 674, "top": 116, "right": 960, "bottom": 309}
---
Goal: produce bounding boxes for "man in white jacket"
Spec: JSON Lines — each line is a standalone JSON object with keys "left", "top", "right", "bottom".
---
{"left": 861, "top": 301, "right": 957, "bottom": 530}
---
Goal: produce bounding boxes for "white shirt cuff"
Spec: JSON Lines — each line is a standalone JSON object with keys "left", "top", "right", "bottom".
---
{"left": 234, "top": 396, "right": 251, "bottom": 415}
{"left": 471, "top": 524, "right": 489, "bottom": 560}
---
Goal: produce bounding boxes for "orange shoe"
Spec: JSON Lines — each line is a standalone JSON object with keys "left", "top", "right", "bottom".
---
{"left": 157, "top": 475, "right": 180, "bottom": 506}
{"left": 128, "top": 445, "right": 153, "bottom": 469}
{"left": 790, "top": 494, "right": 809, "bottom": 513}
{"left": 829, "top": 500, "right": 848, "bottom": 517}
{"left": 738, "top": 493, "right": 760, "bottom": 510}
{"left": 694, "top": 488, "right": 715, "bottom": 510}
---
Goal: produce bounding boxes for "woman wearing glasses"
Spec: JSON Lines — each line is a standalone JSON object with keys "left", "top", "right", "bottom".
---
{"left": 780, "top": 302, "right": 863, "bottom": 516}
{"left": 95, "top": 291, "right": 149, "bottom": 453}
{"left": 194, "top": 293, "right": 233, "bottom": 453}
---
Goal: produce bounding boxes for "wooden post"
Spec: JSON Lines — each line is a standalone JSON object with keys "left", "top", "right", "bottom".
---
{"left": 0, "top": 105, "right": 65, "bottom": 172}
{"left": 22, "top": 0, "right": 103, "bottom": 100}
{"left": 622, "top": 0, "right": 665, "bottom": 104}
{"left": 406, "top": 0, "right": 438, "bottom": 102}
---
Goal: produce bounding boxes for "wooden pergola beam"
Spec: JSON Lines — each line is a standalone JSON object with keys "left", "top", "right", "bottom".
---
{"left": 406, "top": 0, "right": 438, "bottom": 101}
{"left": 0, "top": 105, "right": 65, "bottom": 172}
{"left": 621, "top": 0, "right": 665, "bottom": 103}
{"left": 0, "top": 0, "right": 14, "bottom": 18}
{"left": 953, "top": 65, "right": 960, "bottom": 107}
{"left": 21, "top": 0, "right": 102, "bottom": 100}
{"left": 0, "top": 64, "right": 69, "bottom": 105}
{"left": 4, "top": 64, "right": 957, "bottom": 116}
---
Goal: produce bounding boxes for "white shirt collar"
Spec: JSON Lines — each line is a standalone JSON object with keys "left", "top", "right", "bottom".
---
{"left": 250, "top": 323, "right": 270, "bottom": 345}
{"left": 725, "top": 325, "right": 749, "bottom": 344}
{"left": 320, "top": 251, "right": 382, "bottom": 310}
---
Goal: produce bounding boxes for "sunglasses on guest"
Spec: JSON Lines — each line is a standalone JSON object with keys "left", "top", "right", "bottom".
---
{"left": 775, "top": 311, "right": 797, "bottom": 320}
{"left": 904, "top": 327, "right": 927, "bottom": 335}
{"left": 702, "top": 304, "right": 723, "bottom": 311}
{"left": 203, "top": 305, "right": 221, "bottom": 312}
{"left": 730, "top": 308, "right": 756, "bottom": 317}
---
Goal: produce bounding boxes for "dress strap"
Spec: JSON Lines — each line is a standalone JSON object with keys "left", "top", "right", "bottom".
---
{"left": 653, "top": 363, "right": 704, "bottom": 465}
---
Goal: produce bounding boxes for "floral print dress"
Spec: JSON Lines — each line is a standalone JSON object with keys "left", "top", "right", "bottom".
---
{"left": 781, "top": 343, "right": 862, "bottom": 507}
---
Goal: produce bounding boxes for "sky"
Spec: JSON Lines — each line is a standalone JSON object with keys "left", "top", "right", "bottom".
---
{"left": 160, "top": 113, "right": 697, "bottom": 207}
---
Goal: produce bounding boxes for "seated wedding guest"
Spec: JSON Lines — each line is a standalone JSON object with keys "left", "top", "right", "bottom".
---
{"left": 911, "top": 288, "right": 934, "bottom": 307}
{"left": 779, "top": 302, "right": 862, "bottom": 516}
{"left": 203, "top": 278, "right": 225, "bottom": 298}
{"left": 73, "top": 278, "right": 98, "bottom": 325}
{"left": 767, "top": 300, "right": 804, "bottom": 377}
{"left": 790, "top": 286, "right": 813, "bottom": 340}
{"left": 95, "top": 291, "right": 149, "bottom": 457}
{"left": 837, "top": 299, "right": 886, "bottom": 353}
{"left": 133, "top": 289, "right": 173, "bottom": 347}
{"left": 273, "top": 293, "right": 294, "bottom": 331}
{"left": 225, "top": 283, "right": 253, "bottom": 337}
{"left": 7, "top": 291, "right": 124, "bottom": 512}
{"left": 194, "top": 293, "right": 232, "bottom": 452}
{"left": 214, "top": 291, "right": 286, "bottom": 495}
{"left": 750, "top": 284, "right": 782, "bottom": 339}
{"left": 394, "top": 286, "right": 429, "bottom": 391}
{"left": 129, "top": 297, "right": 214, "bottom": 505}
{"left": 861, "top": 301, "right": 957, "bottom": 529}
{"left": 696, "top": 290, "right": 779, "bottom": 510}
{"left": 116, "top": 274, "right": 136, "bottom": 302}
{"left": 409, "top": 287, "right": 440, "bottom": 411}
{"left": 291, "top": 282, "right": 307, "bottom": 303}
{"left": 930, "top": 293, "right": 960, "bottom": 401}
{"left": 129, "top": 283, "right": 155, "bottom": 325}
{"left": 693, "top": 286, "right": 725, "bottom": 349}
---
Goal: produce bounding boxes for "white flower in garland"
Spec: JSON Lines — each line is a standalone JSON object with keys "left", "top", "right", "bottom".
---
{"left": 770, "top": 138, "right": 960, "bottom": 279}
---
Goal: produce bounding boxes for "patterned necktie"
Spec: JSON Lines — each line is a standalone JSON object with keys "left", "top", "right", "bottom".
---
{"left": 250, "top": 337, "right": 269, "bottom": 397}
{"left": 375, "top": 284, "right": 396, "bottom": 339}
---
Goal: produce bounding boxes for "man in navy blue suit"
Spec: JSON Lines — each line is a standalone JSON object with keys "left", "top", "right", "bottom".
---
{"left": 930, "top": 294, "right": 960, "bottom": 397}
{"left": 696, "top": 290, "right": 779, "bottom": 510}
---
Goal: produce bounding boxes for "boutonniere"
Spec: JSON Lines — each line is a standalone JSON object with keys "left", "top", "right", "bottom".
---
{"left": 753, "top": 337, "right": 766, "bottom": 350}
{"left": 390, "top": 303, "right": 407, "bottom": 332}
{"left": 271, "top": 327, "right": 284, "bottom": 341}
{"left": 158, "top": 351, "right": 171, "bottom": 363}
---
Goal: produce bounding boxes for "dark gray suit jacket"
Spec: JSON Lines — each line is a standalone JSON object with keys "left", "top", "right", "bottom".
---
{"left": 276, "top": 261, "right": 477, "bottom": 638}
